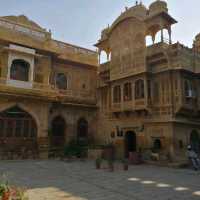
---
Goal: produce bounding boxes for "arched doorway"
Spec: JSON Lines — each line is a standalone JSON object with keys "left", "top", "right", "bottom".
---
{"left": 0, "top": 106, "right": 37, "bottom": 156}
{"left": 125, "top": 131, "right": 137, "bottom": 158}
{"left": 190, "top": 130, "right": 200, "bottom": 153}
{"left": 51, "top": 116, "right": 66, "bottom": 148}
{"left": 77, "top": 118, "right": 88, "bottom": 144}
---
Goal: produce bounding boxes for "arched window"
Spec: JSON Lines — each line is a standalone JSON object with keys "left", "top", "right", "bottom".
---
{"left": 135, "top": 79, "right": 144, "bottom": 99}
{"left": 0, "top": 106, "right": 37, "bottom": 138}
{"left": 113, "top": 85, "right": 121, "bottom": 103}
{"left": 124, "top": 82, "right": 132, "bottom": 101}
{"left": 77, "top": 118, "right": 88, "bottom": 140}
{"left": 10, "top": 59, "right": 30, "bottom": 81}
{"left": 56, "top": 73, "right": 68, "bottom": 90}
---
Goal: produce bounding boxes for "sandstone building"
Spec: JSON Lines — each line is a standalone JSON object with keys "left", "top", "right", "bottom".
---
{"left": 0, "top": 0, "right": 200, "bottom": 161}
{"left": 96, "top": 0, "right": 200, "bottom": 161}
{"left": 0, "top": 15, "right": 98, "bottom": 159}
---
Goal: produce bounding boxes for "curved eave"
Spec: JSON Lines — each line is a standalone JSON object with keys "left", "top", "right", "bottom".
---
{"left": 145, "top": 12, "right": 177, "bottom": 25}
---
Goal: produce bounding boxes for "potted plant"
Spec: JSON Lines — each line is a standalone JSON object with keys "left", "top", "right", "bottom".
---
{"left": 108, "top": 159, "right": 114, "bottom": 172}
{"left": 0, "top": 183, "right": 9, "bottom": 200}
{"left": 95, "top": 158, "right": 102, "bottom": 169}
{"left": 122, "top": 159, "right": 129, "bottom": 171}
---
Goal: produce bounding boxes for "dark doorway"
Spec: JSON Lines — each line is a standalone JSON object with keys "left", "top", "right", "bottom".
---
{"left": 125, "top": 131, "right": 137, "bottom": 158}
{"left": 190, "top": 130, "right": 200, "bottom": 153}
{"left": 51, "top": 116, "right": 66, "bottom": 148}
{"left": 77, "top": 118, "right": 88, "bottom": 144}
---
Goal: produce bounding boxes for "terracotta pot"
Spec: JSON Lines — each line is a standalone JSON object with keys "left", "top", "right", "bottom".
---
{"left": 2, "top": 191, "right": 10, "bottom": 200}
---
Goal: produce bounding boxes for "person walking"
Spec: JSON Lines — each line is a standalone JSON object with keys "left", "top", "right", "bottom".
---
{"left": 187, "top": 145, "right": 200, "bottom": 171}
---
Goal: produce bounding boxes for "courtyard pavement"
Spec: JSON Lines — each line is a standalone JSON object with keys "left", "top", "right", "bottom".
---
{"left": 0, "top": 160, "right": 200, "bottom": 200}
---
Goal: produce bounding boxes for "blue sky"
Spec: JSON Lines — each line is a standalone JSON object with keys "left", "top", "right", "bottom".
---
{"left": 0, "top": 0, "right": 200, "bottom": 50}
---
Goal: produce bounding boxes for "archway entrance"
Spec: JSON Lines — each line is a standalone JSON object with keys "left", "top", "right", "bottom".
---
{"left": 51, "top": 116, "right": 66, "bottom": 148}
{"left": 77, "top": 118, "right": 88, "bottom": 144}
{"left": 0, "top": 106, "right": 38, "bottom": 158}
{"left": 125, "top": 131, "right": 137, "bottom": 158}
{"left": 190, "top": 130, "right": 200, "bottom": 153}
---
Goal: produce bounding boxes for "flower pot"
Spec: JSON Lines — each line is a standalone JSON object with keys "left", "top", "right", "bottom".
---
{"left": 2, "top": 191, "right": 10, "bottom": 200}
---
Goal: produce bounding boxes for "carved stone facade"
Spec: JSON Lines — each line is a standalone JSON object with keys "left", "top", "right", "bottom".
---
{"left": 1, "top": 1, "right": 200, "bottom": 162}
{"left": 96, "top": 0, "right": 200, "bottom": 161}
{"left": 0, "top": 15, "right": 98, "bottom": 159}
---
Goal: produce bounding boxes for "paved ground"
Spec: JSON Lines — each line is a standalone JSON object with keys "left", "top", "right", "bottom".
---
{"left": 0, "top": 160, "right": 200, "bottom": 200}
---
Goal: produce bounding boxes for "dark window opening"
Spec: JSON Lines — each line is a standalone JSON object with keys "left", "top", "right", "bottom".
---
{"left": 10, "top": 59, "right": 30, "bottom": 82}
{"left": 113, "top": 85, "right": 121, "bottom": 103}
{"left": 56, "top": 73, "right": 68, "bottom": 90}
{"left": 135, "top": 79, "right": 145, "bottom": 100}
{"left": 124, "top": 82, "right": 132, "bottom": 101}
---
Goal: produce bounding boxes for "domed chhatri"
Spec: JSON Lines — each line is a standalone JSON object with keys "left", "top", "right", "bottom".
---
{"left": 149, "top": 0, "right": 168, "bottom": 16}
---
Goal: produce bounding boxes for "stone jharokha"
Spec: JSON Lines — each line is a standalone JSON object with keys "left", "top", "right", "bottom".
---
{"left": 0, "top": 0, "right": 200, "bottom": 162}
{"left": 95, "top": 0, "right": 200, "bottom": 162}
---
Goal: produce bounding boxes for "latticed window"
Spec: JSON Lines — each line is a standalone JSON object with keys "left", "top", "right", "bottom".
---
{"left": 184, "top": 79, "right": 196, "bottom": 98}
{"left": 0, "top": 106, "right": 37, "bottom": 138}
{"left": 135, "top": 79, "right": 144, "bottom": 99}
{"left": 10, "top": 59, "right": 30, "bottom": 81}
{"left": 113, "top": 85, "right": 121, "bottom": 103}
{"left": 56, "top": 73, "right": 68, "bottom": 90}
{"left": 124, "top": 82, "right": 132, "bottom": 101}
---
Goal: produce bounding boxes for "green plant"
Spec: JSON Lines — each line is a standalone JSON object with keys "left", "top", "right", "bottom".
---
{"left": 0, "top": 183, "right": 9, "bottom": 197}
{"left": 96, "top": 158, "right": 102, "bottom": 165}
{"left": 64, "top": 140, "right": 88, "bottom": 158}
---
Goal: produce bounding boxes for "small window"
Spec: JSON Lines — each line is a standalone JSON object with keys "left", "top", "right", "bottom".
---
{"left": 56, "top": 73, "right": 68, "bottom": 90}
{"left": 113, "top": 85, "right": 121, "bottom": 103}
{"left": 153, "top": 139, "right": 162, "bottom": 151}
{"left": 185, "top": 79, "right": 195, "bottom": 98}
{"left": 179, "top": 140, "right": 184, "bottom": 149}
{"left": 124, "top": 82, "right": 132, "bottom": 101}
{"left": 82, "top": 84, "right": 86, "bottom": 89}
{"left": 135, "top": 79, "right": 144, "bottom": 100}
{"left": 147, "top": 80, "right": 151, "bottom": 99}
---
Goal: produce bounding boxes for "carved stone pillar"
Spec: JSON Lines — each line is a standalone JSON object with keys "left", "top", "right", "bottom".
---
{"left": 37, "top": 135, "right": 49, "bottom": 159}
{"left": 168, "top": 26, "right": 172, "bottom": 44}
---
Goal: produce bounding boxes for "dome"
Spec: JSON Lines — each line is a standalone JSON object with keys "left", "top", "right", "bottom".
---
{"left": 149, "top": 0, "right": 168, "bottom": 16}
{"left": 108, "top": 3, "right": 147, "bottom": 33}
{"left": 195, "top": 33, "right": 200, "bottom": 41}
